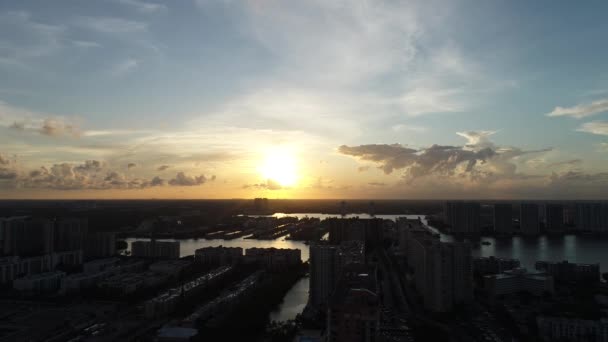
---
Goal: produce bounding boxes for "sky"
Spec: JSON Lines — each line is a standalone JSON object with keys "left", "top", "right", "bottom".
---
{"left": 1, "top": 0, "right": 608, "bottom": 199}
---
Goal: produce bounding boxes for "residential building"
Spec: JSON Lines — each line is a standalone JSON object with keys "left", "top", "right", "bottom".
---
{"left": 13, "top": 271, "right": 65, "bottom": 294}
{"left": 483, "top": 268, "right": 554, "bottom": 297}
{"left": 309, "top": 244, "right": 338, "bottom": 308}
{"left": 194, "top": 246, "right": 243, "bottom": 265}
{"left": 244, "top": 247, "right": 301, "bottom": 271}
{"left": 2, "top": 217, "right": 55, "bottom": 256}
{"left": 84, "top": 232, "right": 116, "bottom": 258}
{"left": 131, "top": 240, "right": 180, "bottom": 259}
{"left": 327, "top": 218, "right": 383, "bottom": 247}
{"left": 535, "top": 260, "right": 600, "bottom": 284}
{"left": 83, "top": 257, "right": 120, "bottom": 274}
{"left": 520, "top": 203, "right": 540, "bottom": 235}
{"left": 546, "top": 204, "right": 565, "bottom": 233}
{"left": 445, "top": 202, "right": 481, "bottom": 234}
{"left": 149, "top": 260, "right": 192, "bottom": 277}
{"left": 406, "top": 221, "right": 473, "bottom": 312}
{"left": 575, "top": 202, "right": 608, "bottom": 233}
{"left": 309, "top": 241, "right": 366, "bottom": 309}
{"left": 473, "top": 256, "right": 520, "bottom": 275}
{"left": 493, "top": 203, "right": 513, "bottom": 234}
{"left": 327, "top": 264, "right": 379, "bottom": 342}
{"left": 54, "top": 218, "right": 88, "bottom": 252}
{"left": 537, "top": 316, "right": 608, "bottom": 342}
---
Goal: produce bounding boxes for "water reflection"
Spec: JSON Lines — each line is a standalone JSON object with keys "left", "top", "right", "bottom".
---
{"left": 473, "top": 234, "right": 608, "bottom": 272}
{"left": 269, "top": 276, "right": 309, "bottom": 322}
{"left": 125, "top": 237, "right": 311, "bottom": 261}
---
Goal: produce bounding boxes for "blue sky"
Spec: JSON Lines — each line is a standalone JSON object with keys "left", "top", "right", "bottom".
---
{"left": 1, "top": 0, "right": 608, "bottom": 199}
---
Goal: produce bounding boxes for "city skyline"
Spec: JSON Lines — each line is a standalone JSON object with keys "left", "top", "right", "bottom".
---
{"left": 2, "top": 1, "right": 608, "bottom": 199}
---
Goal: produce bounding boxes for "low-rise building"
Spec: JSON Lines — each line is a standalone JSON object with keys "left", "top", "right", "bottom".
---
{"left": 537, "top": 316, "right": 608, "bottom": 342}
{"left": 83, "top": 257, "right": 120, "bottom": 274}
{"left": 13, "top": 271, "right": 65, "bottom": 294}
{"left": 244, "top": 247, "right": 301, "bottom": 271}
{"left": 157, "top": 326, "right": 198, "bottom": 342}
{"left": 535, "top": 260, "right": 600, "bottom": 284}
{"left": 484, "top": 268, "right": 554, "bottom": 297}
{"left": 98, "top": 273, "right": 143, "bottom": 295}
{"left": 132, "top": 240, "right": 180, "bottom": 259}
{"left": 473, "top": 256, "right": 520, "bottom": 275}
{"left": 144, "top": 266, "right": 233, "bottom": 319}
{"left": 0, "top": 251, "right": 83, "bottom": 285}
{"left": 149, "top": 260, "right": 192, "bottom": 277}
{"left": 194, "top": 246, "right": 243, "bottom": 265}
{"left": 61, "top": 270, "right": 111, "bottom": 294}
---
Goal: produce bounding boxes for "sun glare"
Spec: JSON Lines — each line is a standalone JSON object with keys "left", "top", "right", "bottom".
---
{"left": 259, "top": 149, "right": 298, "bottom": 187}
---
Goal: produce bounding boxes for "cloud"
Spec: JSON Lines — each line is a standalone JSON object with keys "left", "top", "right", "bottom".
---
{"left": 116, "top": 0, "right": 167, "bottom": 13}
{"left": 338, "top": 131, "right": 549, "bottom": 184}
{"left": 392, "top": 124, "right": 426, "bottom": 132}
{"left": 368, "top": 182, "right": 386, "bottom": 186}
{"left": 243, "top": 179, "right": 283, "bottom": 190}
{"left": 0, "top": 156, "right": 210, "bottom": 190}
{"left": 150, "top": 176, "right": 164, "bottom": 186}
{"left": 71, "top": 40, "right": 101, "bottom": 48}
{"left": 396, "top": 87, "right": 466, "bottom": 116}
{"left": 127, "top": 162, "right": 137, "bottom": 169}
{"left": 0, "top": 153, "right": 17, "bottom": 180}
{"left": 357, "top": 166, "right": 370, "bottom": 172}
{"left": 456, "top": 130, "right": 497, "bottom": 150}
{"left": 1, "top": 100, "right": 81, "bottom": 138}
{"left": 77, "top": 17, "right": 148, "bottom": 34}
{"left": 547, "top": 159, "right": 582, "bottom": 168}
{"left": 157, "top": 164, "right": 170, "bottom": 171}
{"left": 547, "top": 99, "right": 608, "bottom": 119}
{"left": 168, "top": 172, "right": 210, "bottom": 186}
{"left": 111, "top": 58, "right": 139, "bottom": 76}
{"left": 577, "top": 121, "right": 608, "bottom": 136}
{"left": 39, "top": 118, "right": 80, "bottom": 137}
{"left": 191, "top": 0, "right": 495, "bottom": 145}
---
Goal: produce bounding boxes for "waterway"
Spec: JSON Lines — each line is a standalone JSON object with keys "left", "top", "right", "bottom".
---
{"left": 269, "top": 276, "right": 309, "bottom": 322}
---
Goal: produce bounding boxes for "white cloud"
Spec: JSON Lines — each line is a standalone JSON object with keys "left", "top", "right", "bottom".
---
{"left": 391, "top": 124, "right": 426, "bottom": 132}
{"left": 71, "top": 40, "right": 101, "bottom": 48}
{"left": 116, "top": 0, "right": 167, "bottom": 13}
{"left": 396, "top": 87, "right": 465, "bottom": 116}
{"left": 111, "top": 58, "right": 139, "bottom": 76}
{"left": 0, "top": 100, "right": 81, "bottom": 137}
{"left": 77, "top": 17, "right": 148, "bottom": 34}
{"left": 547, "top": 99, "right": 608, "bottom": 119}
{"left": 577, "top": 121, "right": 608, "bottom": 136}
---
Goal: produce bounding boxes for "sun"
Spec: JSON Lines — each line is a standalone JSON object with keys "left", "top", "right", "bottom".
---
{"left": 259, "top": 148, "right": 298, "bottom": 187}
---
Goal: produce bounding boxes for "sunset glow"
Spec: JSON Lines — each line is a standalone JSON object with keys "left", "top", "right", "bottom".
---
{"left": 259, "top": 149, "right": 298, "bottom": 187}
